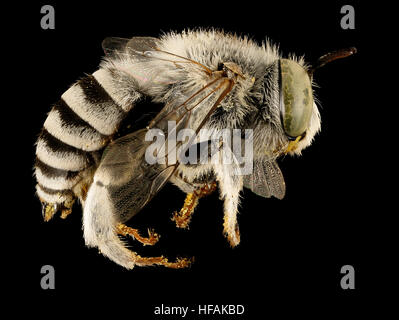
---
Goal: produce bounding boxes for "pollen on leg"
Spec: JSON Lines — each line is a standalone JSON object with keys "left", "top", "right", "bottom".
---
{"left": 41, "top": 202, "right": 58, "bottom": 222}
{"left": 117, "top": 242, "right": 193, "bottom": 269}
{"left": 172, "top": 182, "right": 217, "bottom": 229}
{"left": 172, "top": 193, "right": 198, "bottom": 229}
{"left": 116, "top": 223, "right": 160, "bottom": 246}
{"left": 60, "top": 198, "right": 75, "bottom": 219}
{"left": 134, "top": 255, "right": 194, "bottom": 269}
{"left": 60, "top": 207, "right": 73, "bottom": 219}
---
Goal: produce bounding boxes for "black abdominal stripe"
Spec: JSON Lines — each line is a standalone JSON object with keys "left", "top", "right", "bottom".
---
{"left": 35, "top": 68, "right": 139, "bottom": 205}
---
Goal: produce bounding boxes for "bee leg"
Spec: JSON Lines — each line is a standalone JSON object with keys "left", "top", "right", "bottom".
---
{"left": 214, "top": 164, "right": 243, "bottom": 247}
{"left": 40, "top": 198, "right": 75, "bottom": 221}
{"left": 59, "top": 198, "right": 75, "bottom": 219}
{"left": 83, "top": 178, "right": 193, "bottom": 269}
{"left": 172, "top": 182, "right": 217, "bottom": 229}
{"left": 223, "top": 195, "right": 241, "bottom": 248}
{"left": 41, "top": 202, "right": 58, "bottom": 222}
{"left": 116, "top": 223, "right": 160, "bottom": 246}
{"left": 133, "top": 254, "right": 194, "bottom": 269}
{"left": 59, "top": 207, "right": 72, "bottom": 219}
{"left": 172, "top": 193, "right": 198, "bottom": 229}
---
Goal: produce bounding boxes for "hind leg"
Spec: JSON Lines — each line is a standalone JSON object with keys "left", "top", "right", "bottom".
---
{"left": 118, "top": 226, "right": 192, "bottom": 268}
{"left": 116, "top": 223, "right": 160, "bottom": 246}
{"left": 83, "top": 181, "right": 193, "bottom": 269}
{"left": 40, "top": 199, "right": 75, "bottom": 222}
{"left": 133, "top": 255, "right": 193, "bottom": 268}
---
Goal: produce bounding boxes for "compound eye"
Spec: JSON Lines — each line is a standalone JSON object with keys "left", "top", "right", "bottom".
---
{"left": 279, "top": 59, "right": 314, "bottom": 139}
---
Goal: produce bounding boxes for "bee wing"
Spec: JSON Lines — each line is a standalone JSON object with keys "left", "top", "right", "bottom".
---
{"left": 94, "top": 77, "right": 234, "bottom": 222}
{"left": 243, "top": 158, "right": 286, "bottom": 200}
{"left": 93, "top": 128, "right": 177, "bottom": 222}
{"left": 102, "top": 37, "right": 212, "bottom": 77}
{"left": 102, "top": 37, "right": 159, "bottom": 58}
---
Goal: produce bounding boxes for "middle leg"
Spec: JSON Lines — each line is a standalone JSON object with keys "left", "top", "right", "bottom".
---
{"left": 172, "top": 182, "right": 217, "bottom": 229}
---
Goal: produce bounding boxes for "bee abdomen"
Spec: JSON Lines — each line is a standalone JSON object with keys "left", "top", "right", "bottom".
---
{"left": 35, "top": 67, "right": 142, "bottom": 206}
{"left": 62, "top": 73, "right": 126, "bottom": 136}
{"left": 36, "top": 129, "right": 91, "bottom": 171}
{"left": 35, "top": 157, "right": 81, "bottom": 190}
{"left": 43, "top": 99, "right": 108, "bottom": 151}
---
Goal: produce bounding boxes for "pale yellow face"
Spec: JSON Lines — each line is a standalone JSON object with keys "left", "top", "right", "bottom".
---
{"left": 279, "top": 59, "right": 314, "bottom": 139}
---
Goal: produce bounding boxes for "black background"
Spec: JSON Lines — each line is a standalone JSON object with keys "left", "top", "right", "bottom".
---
{"left": 6, "top": 0, "right": 395, "bottom": 316}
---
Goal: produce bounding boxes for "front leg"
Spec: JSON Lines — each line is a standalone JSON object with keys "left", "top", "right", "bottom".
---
{"left": 214, "top": 163, "right": 243, "bottom": 247}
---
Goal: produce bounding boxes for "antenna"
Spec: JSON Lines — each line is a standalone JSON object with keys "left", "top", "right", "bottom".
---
{"left": 309, "top": 47, "right": 357, "bottom": 78}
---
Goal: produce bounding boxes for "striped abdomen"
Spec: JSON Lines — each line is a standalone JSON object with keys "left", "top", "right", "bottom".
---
{"left": 35, "top": 67, "right": 142, "bottom": 220}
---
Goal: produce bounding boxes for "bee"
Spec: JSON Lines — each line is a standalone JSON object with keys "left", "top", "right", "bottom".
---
{"left": 34, "top": 29, "right": 356, "bottom": 269}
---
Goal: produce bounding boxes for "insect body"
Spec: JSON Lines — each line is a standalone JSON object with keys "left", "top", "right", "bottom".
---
{"left": 34, "top": 30, "right": 355, "bottom": 269}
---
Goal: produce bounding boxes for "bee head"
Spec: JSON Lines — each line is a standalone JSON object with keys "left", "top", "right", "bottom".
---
{"left": 256, "top": 57, "right": 320, "bottom": 157}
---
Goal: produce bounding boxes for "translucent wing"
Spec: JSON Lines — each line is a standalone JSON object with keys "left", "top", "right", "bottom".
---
{"left": 94, "top": 129, "right": 177, "bottom": 222}
{"left": 243, "top": 158, "right": 286, "bottom": 200}
{"left": 102, "top": 37, "right": 160, "bottom": 58}
{"left": 95, "top": 75, "right": 234, "bottom": 222}
{"left": 102, "top": 36, "right": 212, "bottom": 76}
